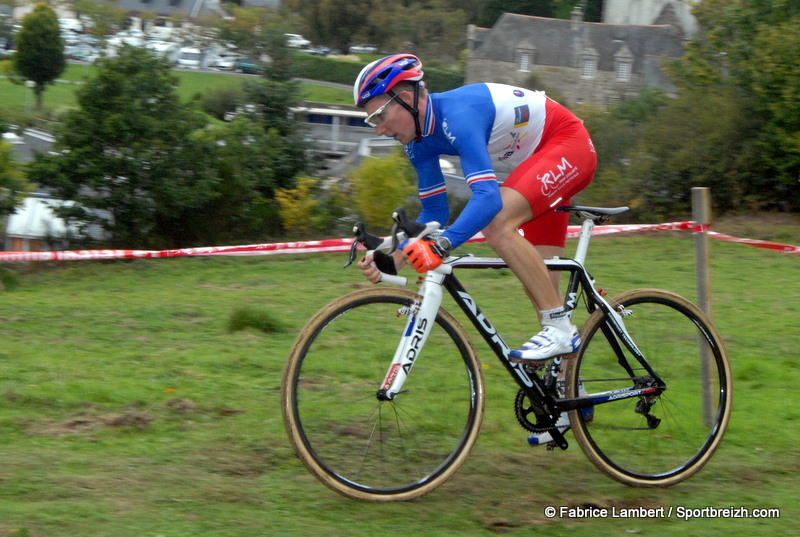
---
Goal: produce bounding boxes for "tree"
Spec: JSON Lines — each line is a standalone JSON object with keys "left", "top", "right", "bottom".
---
{"left": 27, "top": 44, "right": 315, "bottom": 247}
{"left": 12, "top": 3, "right": 65, "bottom": 111}
{"left": 663, "top": 0, "right": 800, "bottom": 211}
{"left": 27, "top": 46, "right": 218, "bottom": 248}
{"left": 626, "top": 86, "right": 748, "bottom": 216}
{"left": 0, "top": 139, "right": 31, "bottom": 217}
{"left": 283, "top": 0, "right": 371, "bottom": 53}
{"left": 476, "top": 0, "right": 554, "bottom": 27}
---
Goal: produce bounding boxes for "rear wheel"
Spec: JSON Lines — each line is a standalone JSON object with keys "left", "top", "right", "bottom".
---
{"left": 282, "top": 288, "right": 485, "bottom": 501}
{"left": 566, "top": 288, "right": 732, "bottom": 486}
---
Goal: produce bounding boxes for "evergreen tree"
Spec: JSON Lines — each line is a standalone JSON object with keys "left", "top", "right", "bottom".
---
{"left": 12, "top": 3, "right": 65, "bottom": 111}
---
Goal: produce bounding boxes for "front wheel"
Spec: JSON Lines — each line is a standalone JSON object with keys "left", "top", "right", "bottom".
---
{"left": 566, "top": 288, "right": 732, "bottom": 487}
{"left": 282, "top": 287, "right": 485, "bottom": 501}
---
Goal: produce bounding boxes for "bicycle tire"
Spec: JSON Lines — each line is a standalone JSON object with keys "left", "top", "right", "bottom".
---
{"left": 282, "top": 287, "right": 485, "bottom": 501}
{"left": 566, "top": 288, "right": 732, "bottom": 487}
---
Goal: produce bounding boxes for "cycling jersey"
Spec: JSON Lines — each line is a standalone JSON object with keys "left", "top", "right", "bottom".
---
{"left": 406, "top": 82, "right": 595, "bottom": 249}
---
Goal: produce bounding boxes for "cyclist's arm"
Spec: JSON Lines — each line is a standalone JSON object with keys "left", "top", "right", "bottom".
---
{"left": 413, "top": 156, "right": 450, "bottom": 229}
{"left": 409, "top": 131, "right": 501, "bottom": 250}
{"left": 439, "top": 126, "right": 502, "bottom": 249}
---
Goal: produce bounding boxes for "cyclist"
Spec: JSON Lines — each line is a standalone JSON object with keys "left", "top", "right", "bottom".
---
{"left": 355, "top": 54, "right": 597, "bottom": 444}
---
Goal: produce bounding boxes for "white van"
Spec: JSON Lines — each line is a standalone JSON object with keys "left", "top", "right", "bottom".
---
{"left": 285, "top": 34, "right": 311, "bottom": 49}
{"left": 177, "top": 47, "right": 202, "bottom": 69}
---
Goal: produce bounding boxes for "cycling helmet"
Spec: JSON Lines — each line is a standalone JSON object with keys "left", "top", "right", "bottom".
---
{"left": 353, "top": 54, "right": 424, "bottom": 107}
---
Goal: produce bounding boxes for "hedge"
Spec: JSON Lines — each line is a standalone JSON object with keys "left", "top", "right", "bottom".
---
{"left": 291, "top": 53, "right": 465, "bottom": 94}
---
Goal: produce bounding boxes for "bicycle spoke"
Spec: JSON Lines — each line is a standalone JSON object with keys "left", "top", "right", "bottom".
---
{"left": 568, "top": 289, "right": 732, "bottom": 487}
{"left": 283, "top": 288, "right": 484, "bottom": 501}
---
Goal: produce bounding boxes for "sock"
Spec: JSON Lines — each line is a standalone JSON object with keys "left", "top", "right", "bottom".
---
{"left": 539, "top": 307, "right": 574, "bottom": 333}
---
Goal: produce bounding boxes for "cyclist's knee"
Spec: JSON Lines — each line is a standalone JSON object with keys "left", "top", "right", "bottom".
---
{"left": 482, "top": 216, "right": 517, "bottom": 246}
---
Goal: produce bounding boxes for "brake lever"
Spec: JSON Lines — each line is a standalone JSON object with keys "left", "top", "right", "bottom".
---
{"left": 391, "top": 208, "right": 428, "bottom": 250}
{"left": 343, "top": 222, "right": 386, "bottom": 268}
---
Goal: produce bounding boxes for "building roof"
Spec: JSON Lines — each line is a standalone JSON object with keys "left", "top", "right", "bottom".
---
{"left": 471, "top": 13, "right": 684, "bottom": 75}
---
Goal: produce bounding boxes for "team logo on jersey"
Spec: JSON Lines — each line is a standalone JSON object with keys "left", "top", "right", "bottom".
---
{"left": 538, "top": 156, "right": 579, "bottom": 196}
{"left": 513, "top": 89, "right": 525, "bottom": 97}
{"left": 514, "top": 105, "right": 530, "bottom": 128}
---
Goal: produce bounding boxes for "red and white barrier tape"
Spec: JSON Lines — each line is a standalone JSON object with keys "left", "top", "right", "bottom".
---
{"left": 0, "top": 221, "right": 797, "bottom": 262}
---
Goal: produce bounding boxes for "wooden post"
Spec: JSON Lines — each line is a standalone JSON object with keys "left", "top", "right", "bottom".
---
{"left": 692, "top": 188, "right": 712, "bottom": 317}
{"left": 691, "top": 187, "right": 713, "bottom": 426}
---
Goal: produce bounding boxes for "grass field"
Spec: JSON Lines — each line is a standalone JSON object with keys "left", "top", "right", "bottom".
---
{"left": 0, "top": 63, "right": 352, "bottom": 121}
{"left": 0, "top": 217, "right": 798, "bottom": 536}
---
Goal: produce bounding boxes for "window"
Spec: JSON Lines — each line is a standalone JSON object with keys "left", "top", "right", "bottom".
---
{"left": 582, "top": 58, "right": 596, "bottom": 79}
{"left": 616, "top": 61, "right": 632, "bottom": 82}
{"left": 515, "top": 47, "right": 535, "bottom": 72}
{"left": 518, "top": 52, "right": 531, "bottom": 72}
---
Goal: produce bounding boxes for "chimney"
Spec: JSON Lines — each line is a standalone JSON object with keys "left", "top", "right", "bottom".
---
{"left": 571, "top": 5, "right": 584, "bottom": 31}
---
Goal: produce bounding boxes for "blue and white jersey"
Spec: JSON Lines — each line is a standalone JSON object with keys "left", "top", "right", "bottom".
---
{"left": 406, "top": 83, "right": 548, "bottom": 248}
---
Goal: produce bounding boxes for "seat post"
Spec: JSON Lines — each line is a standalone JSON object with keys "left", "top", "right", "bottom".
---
{"left": 573, "top": 217, "right": 595, "bottom": 266}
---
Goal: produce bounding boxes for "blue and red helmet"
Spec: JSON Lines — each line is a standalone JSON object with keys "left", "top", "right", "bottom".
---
{"left": 353, "top": 54, "right": 424, "bottom": 107}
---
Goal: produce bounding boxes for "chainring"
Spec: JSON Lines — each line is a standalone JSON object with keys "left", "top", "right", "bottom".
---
{"left": 514, "top": 389, "right": 556, "bottom": 433}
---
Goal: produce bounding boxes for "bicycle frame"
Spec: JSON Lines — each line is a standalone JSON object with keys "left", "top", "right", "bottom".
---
{"left": 375, "top": 212, "right": 666, "bottom": 449}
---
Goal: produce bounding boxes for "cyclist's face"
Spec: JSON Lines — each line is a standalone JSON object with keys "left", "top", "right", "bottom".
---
{"left": 364, "top": 92, "right": 418, "bottom": 145}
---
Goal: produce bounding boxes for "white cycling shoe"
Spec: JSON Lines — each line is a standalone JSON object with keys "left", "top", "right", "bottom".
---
{"left": 509, "top": 325, "right": 581, "bottom": 364}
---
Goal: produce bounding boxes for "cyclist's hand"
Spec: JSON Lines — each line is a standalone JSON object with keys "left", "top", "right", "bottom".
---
{"left": 358, "top": 250, "right": 406, "bottom": 284}
{"left": 404, "top": 237, "right": 451, "bottom": 273}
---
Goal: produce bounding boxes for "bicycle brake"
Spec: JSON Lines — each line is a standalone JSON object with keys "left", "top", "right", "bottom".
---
{"left": 343, "top": 222, "right": 386, "bottom": 268}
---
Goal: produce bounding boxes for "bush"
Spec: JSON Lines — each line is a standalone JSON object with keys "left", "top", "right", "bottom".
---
{"left": 350, "top": 149, "right": 416, "bottom": 231}
{"left": 275, "top": 175, "right": 351, "bottom": 236}
{"left": 201, "top": 85, "right": 244, "bottom": 121}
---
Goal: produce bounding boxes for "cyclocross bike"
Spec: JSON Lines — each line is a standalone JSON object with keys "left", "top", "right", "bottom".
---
{"left": 281, "top": 206, "right": 733, "bottom": 501}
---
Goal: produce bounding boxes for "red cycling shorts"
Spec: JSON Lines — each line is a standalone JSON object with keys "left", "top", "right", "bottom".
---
{"left": 503, "top": 98, "right": 597, "bottom": 247}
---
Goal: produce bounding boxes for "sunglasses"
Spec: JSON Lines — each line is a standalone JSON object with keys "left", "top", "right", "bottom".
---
{"left": 364, "top": 96, "right": 399, "bottom": 128}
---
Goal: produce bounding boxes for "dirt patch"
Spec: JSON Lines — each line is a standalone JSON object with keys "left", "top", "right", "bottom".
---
{"left": 25, "top": 409, "right": 153, "bottom": 436}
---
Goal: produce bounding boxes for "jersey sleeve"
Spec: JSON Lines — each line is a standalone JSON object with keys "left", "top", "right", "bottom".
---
{"left": 439, "top": 116, "right": 502, "bottom": 249}
{"left": 412, "top": 154, "right": 450, "bottom": 230}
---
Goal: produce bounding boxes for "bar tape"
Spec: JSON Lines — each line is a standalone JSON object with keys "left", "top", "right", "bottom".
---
{"left": 0, "top": 221, "right": 797, "bottom": 262}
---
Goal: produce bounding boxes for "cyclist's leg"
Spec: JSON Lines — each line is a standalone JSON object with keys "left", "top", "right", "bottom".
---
{"left": 488, "top": 112, "right": 596, "bottom": 364}
{"left": 519, "top": 210, "right": 577, "bottom": 446}
{"left": 520, "top": 209, "right": 569, "bottom": 291}
{"left": 482, "top": 188, "right": 561, "bottom": 312}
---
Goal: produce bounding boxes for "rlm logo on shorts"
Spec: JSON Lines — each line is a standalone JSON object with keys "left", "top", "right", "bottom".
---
{"left": 538, "top": 156, "right": 579, "bottom": 196}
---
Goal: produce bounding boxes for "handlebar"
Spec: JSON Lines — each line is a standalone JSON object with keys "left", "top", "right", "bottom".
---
{"left": 343, "top": 207, "right": 442, "bottom": 286}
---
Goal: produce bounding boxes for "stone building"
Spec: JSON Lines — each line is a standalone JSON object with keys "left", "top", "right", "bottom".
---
{"left": 603, "top": 0, "right": 700, "bottom": 39}
{"left": 465, "top": 8, "right": 686, "bottom": 108}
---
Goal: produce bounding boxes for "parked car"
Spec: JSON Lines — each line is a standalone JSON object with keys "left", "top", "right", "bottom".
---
{"left": 306, "top": 46, "right": 332, "bottom": 56}
{"left": 177, "top": 47, "right": 202, "bottom": 69}
{"left": 233, "top": 57, "right": 264, "bottom": 75}
{"left": 65, "top": 45, "right": 98, "bottom": 63}
{"left": 210, "top": 52, "right": 241, "bottom": 70}
{"left": 285, "top": 33, "right": 311, "bottom": 49}
{"left": 348, "top": 44, "right": 378, "bottom": 54}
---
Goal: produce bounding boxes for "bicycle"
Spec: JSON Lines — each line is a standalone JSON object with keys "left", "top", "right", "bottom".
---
{"left": 281, "top": 206, "right": 732, "bottom": 501}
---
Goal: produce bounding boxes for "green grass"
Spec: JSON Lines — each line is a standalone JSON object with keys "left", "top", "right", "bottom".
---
{"left": 0, "top": 224, "right": 798, "bottom": 536}
{"left": 0, "top": 63, "right": 351, "bottom": 121}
